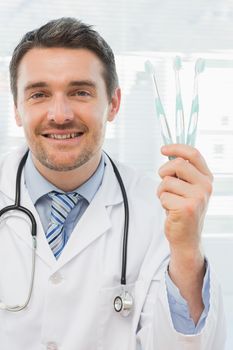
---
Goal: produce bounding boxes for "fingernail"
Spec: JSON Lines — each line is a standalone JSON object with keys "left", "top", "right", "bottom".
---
{"left": 161, "top": 145, "right": 167, "bottom": 152}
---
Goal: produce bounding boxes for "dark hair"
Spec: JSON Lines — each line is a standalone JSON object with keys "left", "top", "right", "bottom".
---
{"left": 9, "top": 17, "right": 119, "bottom": 105}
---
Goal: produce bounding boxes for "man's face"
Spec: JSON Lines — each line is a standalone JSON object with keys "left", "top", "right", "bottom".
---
{"left": 15, "top": 47, "right": 120, "bottom": 172}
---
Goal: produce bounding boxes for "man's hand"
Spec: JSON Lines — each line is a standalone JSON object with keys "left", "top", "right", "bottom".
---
{"left": 157, "top": 144, "right": 213, "bottom": 324}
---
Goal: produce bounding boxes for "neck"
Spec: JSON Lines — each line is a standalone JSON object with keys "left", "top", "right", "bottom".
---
{"left": 32, "top": 153, "right": 102, "bottom": 192}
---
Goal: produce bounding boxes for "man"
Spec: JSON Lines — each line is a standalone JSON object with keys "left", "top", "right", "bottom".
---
{"left": 0, "top": 17, "right": 225, "bottom": 349}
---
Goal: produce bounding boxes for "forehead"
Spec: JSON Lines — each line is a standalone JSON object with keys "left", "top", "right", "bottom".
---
{"left": 17, "top": 47, "right": 106, "bottom": 89}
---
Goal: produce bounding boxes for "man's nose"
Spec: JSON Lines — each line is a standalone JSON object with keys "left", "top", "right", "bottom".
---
{"left": 47, "top": 96, "right": 74, "bottom": 124}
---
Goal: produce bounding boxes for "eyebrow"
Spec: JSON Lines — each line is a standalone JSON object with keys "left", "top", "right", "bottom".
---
{"left": 24, "top": 80, "right": 97, "bottom": 93}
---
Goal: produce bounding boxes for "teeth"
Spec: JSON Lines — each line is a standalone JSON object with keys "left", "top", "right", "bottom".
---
{"left": 48, "top": 133, "right": 81, "bottom": 139}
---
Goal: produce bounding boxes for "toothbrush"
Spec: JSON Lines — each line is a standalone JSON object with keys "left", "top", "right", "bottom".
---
{"left": 173, "top": 56, "right": 185, "bottom": 144}
{"left": 144, "top": 60, "right": 174, "bottom": 148}
{"left": 186, "top": 58, "right": 205, "bottom": 147}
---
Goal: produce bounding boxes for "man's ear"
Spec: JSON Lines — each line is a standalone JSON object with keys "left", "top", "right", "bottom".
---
{"left": 108, "top": 87, "right": 121, "bottom": 122}
{"left": 14, "top": 106, "right": 22, "bottom": 126}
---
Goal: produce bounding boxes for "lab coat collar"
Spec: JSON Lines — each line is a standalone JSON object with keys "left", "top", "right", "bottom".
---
{"left": 0, "top": 145, "right": 124, "bottom": 269}
{"left": 0, "top": 145, "right": 123, "bottom": 206}
{"left": 52, "top": 153, "right": 124, "bottom": 270}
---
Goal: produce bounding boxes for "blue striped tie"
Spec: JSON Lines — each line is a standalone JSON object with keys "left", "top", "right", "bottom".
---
{"left": 46, "top": 191, "right": 79, "bottom": 259}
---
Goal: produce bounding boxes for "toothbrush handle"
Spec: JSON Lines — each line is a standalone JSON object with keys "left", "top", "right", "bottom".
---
{"left": 175, "top": 94, "right": 185, "bottom": 144}
{"left": 155, "top": 98, "right": 175, "bottom": 160}
{"left": 160, "top": 115, "right": 173, "bottom": 146}
{"left": 155, "top": 98, "right": 173, "bottom": 145}
{"left": 161, "top": 122, "right": 175, "bottom": 160}
{"left": 186, "top": 95, "right": 199, "bottom": 147}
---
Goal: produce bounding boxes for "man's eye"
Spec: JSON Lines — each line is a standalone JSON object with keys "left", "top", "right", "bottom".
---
{"left": 73, "top": 90, "right": 90, "bottom": 97}
{"left": 30, "top": 92, "right": 46, "bottom": 99}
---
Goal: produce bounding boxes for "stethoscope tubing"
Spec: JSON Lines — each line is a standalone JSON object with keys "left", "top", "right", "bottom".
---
{"left": 0, "top": 150, "right": 37, "bottom": 312}
{"left": 105, "top": 154, "right": 129, "bottom": 286}
{"left": 0, "top": 150, "right": 37, "bottom": 237}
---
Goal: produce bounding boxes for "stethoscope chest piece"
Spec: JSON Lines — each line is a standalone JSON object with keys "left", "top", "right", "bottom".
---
{"left": 114, "top": 290, "right": 133, "bottom": 317}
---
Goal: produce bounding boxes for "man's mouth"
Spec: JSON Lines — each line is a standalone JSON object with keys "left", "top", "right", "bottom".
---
{"left": 44, "top": 132, "right": 84, "bottom": 140}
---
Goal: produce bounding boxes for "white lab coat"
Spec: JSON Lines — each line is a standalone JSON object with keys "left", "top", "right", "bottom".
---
{"left": 0, "top": 146, "right": 226, "bottom": 350}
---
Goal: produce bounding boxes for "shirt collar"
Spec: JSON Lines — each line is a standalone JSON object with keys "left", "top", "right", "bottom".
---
{"left": 24, "top": 152, "right": 106, "bottom": 205}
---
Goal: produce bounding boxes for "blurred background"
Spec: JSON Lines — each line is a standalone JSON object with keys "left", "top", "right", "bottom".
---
{"left": 0, "top": 0, "right": 233, "bottom": 347}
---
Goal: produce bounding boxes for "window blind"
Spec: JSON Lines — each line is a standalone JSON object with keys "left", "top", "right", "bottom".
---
{"left": 0, "top": 1, "right": 232, "bottom": 347}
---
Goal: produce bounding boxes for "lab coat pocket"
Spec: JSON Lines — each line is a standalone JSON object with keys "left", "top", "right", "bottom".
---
{"left": 97, "top": 283, "right": 135, "bottom": 350}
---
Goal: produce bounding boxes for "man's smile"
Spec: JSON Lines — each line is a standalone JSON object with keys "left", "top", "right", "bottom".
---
{"left": 43, "top": 132, "right": 84, "bottom": 140}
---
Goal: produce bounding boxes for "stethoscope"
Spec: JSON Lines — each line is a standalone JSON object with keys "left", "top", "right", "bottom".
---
{"left": 0, "top": 150, "right": 133, "bottom": 316}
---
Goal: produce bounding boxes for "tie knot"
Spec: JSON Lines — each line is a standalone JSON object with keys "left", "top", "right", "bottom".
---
{"left": 48, "top": 191, "right": 80, "bottom": 225}
{"left": 49, "top": 190, "right": 79, "bottom": 203}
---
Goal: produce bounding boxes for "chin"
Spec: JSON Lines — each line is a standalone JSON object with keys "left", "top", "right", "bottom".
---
{"left": 31, "top": 140, "right": 100, "bottom": 172}
{"left": 40, "top": 151, "right": 94, "bottom": 172}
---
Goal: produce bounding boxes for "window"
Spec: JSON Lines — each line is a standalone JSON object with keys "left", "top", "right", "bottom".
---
{"left": 0, "top": 1, "right": 232, "bottom": 347}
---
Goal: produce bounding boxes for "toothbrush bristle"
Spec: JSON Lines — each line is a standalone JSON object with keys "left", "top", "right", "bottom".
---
{"left": 195, "top": 58, "right": 205, "bottom": 74}
{"left": 173, "top": 56, "right": 182, "bottom": 70}
{"left": 144, "top": 60, "right": 155, "bottom": 74}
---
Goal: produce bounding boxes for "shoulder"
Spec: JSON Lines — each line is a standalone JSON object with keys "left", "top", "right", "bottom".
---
{"left": 0, "top": 144, "right": 28, "bottom": 198}
{"left": 108, "top": 158, "right": 169, "bottom": 280}
{"left": 111, "top": 159, "right": 160, "bottom": 203}
{"left": 0, "top": 144, "right": 27, "bottom": 166}
{"left": 105, "top": 156, "right": 163, "bottom": 227}
{"left": 0, "top": 144, "right": 27, "bottom": 172}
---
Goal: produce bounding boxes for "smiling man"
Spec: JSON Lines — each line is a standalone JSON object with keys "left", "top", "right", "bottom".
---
{"left": 15, "top": 46, "right": 120, "bottom": 189}
{"left": 0, "top": 17, "right": 226, "bottom": 350}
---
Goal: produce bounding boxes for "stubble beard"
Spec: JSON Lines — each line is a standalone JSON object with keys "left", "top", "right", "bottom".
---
{"left": 31, "top": 130, "right": 104, "bottom": 172}
{"left": 27, "top": 119, "right": 107, "bottom": 172}
{"left": 34, "top": 146, "right": 95, "bottom": 171}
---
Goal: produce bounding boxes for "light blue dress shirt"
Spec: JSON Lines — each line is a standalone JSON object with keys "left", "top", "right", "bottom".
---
{"left": 24, "top": 151, "right": 210, "bottom": 335}
{"left": 24, "top": 152, "right": 105, "bottom": 240}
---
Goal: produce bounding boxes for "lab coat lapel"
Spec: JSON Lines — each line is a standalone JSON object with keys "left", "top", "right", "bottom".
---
{"left": 53, "top": 156, "right": 123, "bottom": 270}
{"left": 0, "top": 147, "right": 124, "bottom": 270}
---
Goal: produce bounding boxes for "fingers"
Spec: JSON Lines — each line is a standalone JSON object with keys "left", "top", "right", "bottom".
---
{"left": 158, "top": 157, "right": 209, "bottom": 185}
{"left": 159, "top": 191, "right": 185, "bottom": 211}
{"left": 157, "top": 145, "right": 212, "bottom": 255}
{"left": 157, "top": 176, "right": 195, "bottom": 198}
{"left": 158, "top": 145, "right": 213, "bottom": 205}
{"left": 161, "top": 144, "right": 213, "bottom": 180}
